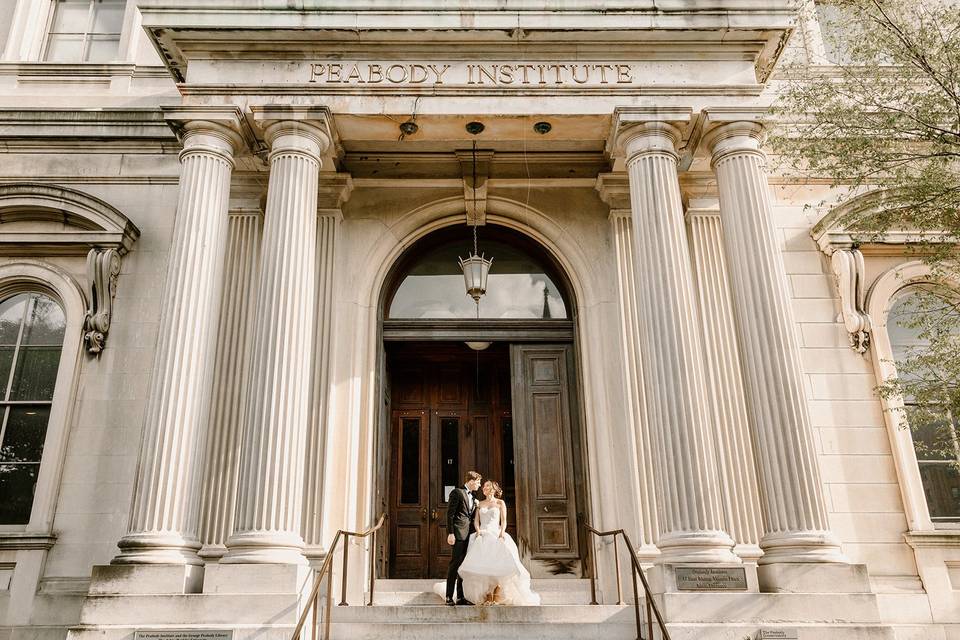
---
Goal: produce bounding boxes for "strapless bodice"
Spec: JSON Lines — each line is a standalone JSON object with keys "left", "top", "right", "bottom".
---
{"left": 477, "top": 505, "right": 501, "bottom": 532}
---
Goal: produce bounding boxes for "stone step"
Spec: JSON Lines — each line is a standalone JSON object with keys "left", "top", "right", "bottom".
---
{"left": 331, "top": 603, "right": 631, "bottom": 624}
{"left": 368, "top": 578, "right": 593, "bottom": 605}
{"left": 658, "top": 592, "right": 882, "bottom": 624}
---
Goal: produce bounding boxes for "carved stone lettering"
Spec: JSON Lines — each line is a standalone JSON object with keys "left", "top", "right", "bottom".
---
{"left": 674, "top": 566, "right": 748, "bottom": 591}
{"left": 308, "top": 61, "right": 634, "bottom": 86}
{"left": 135, "top": 631, "right": 233, "bottom": 640}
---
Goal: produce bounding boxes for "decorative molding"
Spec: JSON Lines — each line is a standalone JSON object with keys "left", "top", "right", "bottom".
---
{"left": 83, "top": 248, "right": 122, "bottom": 355}
{"left": 829, "top": 248, "right": 871, "bottom": 353}
{"left": 0, "top": 532, "right": 57, "bottom": 550}
{"left": 0, "top": 108, "right": 176, "bottom": 143}
{"left": 904, "top": 531, "right": 960, "bottom": 550}
{"left": 456, "top": 149, "right": 493, "bottom": 225}
{"left": 0, "top": 183, "right": 141, "bottom": 255}
{"left": 317, "top": 173, "right": 354, "bottom": 209}
{"left": 595, "top": 173, "right": 630, "bottom": 210}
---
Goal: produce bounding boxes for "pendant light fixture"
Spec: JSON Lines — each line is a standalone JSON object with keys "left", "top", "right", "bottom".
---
{"left": 459, "top": 136, "right": 493, "bottom": 306}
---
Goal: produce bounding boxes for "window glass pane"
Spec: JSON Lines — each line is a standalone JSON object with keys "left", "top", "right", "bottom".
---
{"left": 50, "top": 0, "right": 92, "bottom": 34}
{"left": 0, "top": 406, "right": 50, "bottom": 463}
{"left": 440, "top": 417, "right": 459, "bottom": 496}
{"left": 92, "top": 0, "right": 125, "bottom": 34}
{"left": 0, "top": 347, "right": 13, "bottom": 393}
{"left": 0, "top": 463, "right": 39, "bottom": 524}
{"left": 919, "top": 462, "right": 960, "bottom": 521}
{"left": 85, "top": 35, "right": 120, "bottom": 62}
{"left": 389, "top": 239, "right": 567, "bottom": 319}
{"left": 888, "top": 292, "right": 927, "bottom": 362}
{"left": 0, "top": 294, "right": 27, "bottom": 345}
{"left": 10, "top": 347, "right": 62, "bottom": 401}
{"left": 910, "top": 411, "right": 956, "bottom": 462}
{"left": 22, "top": 295, "right": 66, "bottom": 346}
{"left": 45, "top": 34, "right": 84, "bottom": 62}
{"left": 399, "top": 418, "right": 420, "bottom": 505}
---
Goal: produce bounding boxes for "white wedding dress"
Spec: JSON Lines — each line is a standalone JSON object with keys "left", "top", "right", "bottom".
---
{"left": 434, "top": 505, "right": 541, "bottom": 606}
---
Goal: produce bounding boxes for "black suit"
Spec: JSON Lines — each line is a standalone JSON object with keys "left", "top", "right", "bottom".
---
{"left": 445, "top": 486, "right": 476, "bottom": 600}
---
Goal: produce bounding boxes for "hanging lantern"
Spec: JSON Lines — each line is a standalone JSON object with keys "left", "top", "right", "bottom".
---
{"left": 459, "top": 252, "right": 492, "bottom": 303}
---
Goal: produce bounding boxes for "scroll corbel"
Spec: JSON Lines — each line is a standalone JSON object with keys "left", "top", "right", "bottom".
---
{"left": 84, "top": 248, "right": 122, "bottom": 354}
{"left": 456, "top": 149, "right": 493, "bottom": 226}
{"left": 830, "top": 248, "right": 871, "bottom": 353}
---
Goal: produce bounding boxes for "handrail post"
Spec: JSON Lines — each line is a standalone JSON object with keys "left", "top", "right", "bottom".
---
{"left": 630, "top": 561, "right": 641, "bottom": 640}
{"left": 586, "top": 525, "right": 598, "bottom": 605}
{"left": 339, "top": 532, "right": 350, "bottom": 606}
{"left": 613, "top": 535, "right": 623, "bottom": 606}
{"left": 646, "top": 592, "right": 654, "bottom": 640}
{"left": 367, "top": 529, "right": 376, "bottom": 606}
{"left": 324, "top": 563, "right": 334, "bottom": 640}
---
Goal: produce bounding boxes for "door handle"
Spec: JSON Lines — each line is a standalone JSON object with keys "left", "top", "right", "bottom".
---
{"left": 543, "top": 506, "right": 550, "bottom": 513}
{"left": 431, "top": 509, "right": 439, "bottom": 521}
{"left": 421, "top": 507, "right": 427, "bottom": 521}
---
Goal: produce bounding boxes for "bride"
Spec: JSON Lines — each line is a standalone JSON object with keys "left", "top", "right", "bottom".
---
{"left": 436, "top": 480, "right": 540, "bottom": 606}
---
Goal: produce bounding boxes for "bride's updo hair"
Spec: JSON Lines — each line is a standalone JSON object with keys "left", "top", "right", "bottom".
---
{"left": 483, "top": 480, "right": 503, "bottom": 499}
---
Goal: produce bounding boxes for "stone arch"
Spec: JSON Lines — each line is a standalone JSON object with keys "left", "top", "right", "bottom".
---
{"left": 0, "top": 183, "right": 140, "bottom": 253}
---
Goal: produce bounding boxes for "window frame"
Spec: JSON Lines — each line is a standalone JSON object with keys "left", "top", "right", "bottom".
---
{"left": 41, "top": 0, "right": 126, "bottom": 64}
{"left": 868, "top": 260, "right": 960, "bottom": 532}
{"left": 0, "top": 261, "right": 84, "bottom": 536}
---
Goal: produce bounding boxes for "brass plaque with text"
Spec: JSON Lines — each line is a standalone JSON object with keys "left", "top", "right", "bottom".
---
{"left": 135, "top": 631, "right": 233, "bottom": 640}
{"left": 674, "top": 566, "right": 748, "bottom": 591}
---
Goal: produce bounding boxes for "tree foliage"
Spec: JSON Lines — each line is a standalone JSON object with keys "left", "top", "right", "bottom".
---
{"left": 773, "top": 0, "right": 960, "bottom": 462}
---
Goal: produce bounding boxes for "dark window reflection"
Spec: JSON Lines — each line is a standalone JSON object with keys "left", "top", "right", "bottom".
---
{"left": 441, "top": 417, "right": 459, "bottom": 498}
{"left": 0, "top": 292, "right": 65, "bottom": 524}
{"left": 389, "top": 239, "right": 567, "bottom": 319}
{"left": 399, "top": 418, "right": 421, "bottom": 505}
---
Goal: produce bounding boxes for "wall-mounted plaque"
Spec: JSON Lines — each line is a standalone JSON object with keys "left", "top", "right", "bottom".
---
{"left": 756, "top": 629, "right": 799, "bottom": 640}
{"left": 674, "top": 566, "right": 748, "bottom": 591}
{"left": 135, "top": 631, "right": 233, "bottom": 640}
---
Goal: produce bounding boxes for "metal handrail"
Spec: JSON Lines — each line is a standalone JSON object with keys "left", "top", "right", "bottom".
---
{"left": 581, "top": 518, "right": 671, "bottom": 640}
{"left": 291, "top": 513, "right": 386, "bottom": 640}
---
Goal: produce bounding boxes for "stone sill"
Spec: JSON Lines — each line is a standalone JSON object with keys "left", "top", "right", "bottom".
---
{"left": 903, "top": 530, "right": 960, "bottom": 549}
{"left": 0, "top": 532, "right": 57, "bottom": 550}
{"left": 0, "top": 63, "right": 170, "bottom": 80}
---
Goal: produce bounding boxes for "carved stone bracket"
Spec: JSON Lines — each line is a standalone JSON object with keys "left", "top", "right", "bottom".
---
{"left": 456, "top": 149, "right": 493, "bottom": 226}
{"left": 830, "top": 248, "right": 871, "bottom": 353}
{"left": 83, "top": 248, "right": 122, "bottom": 354}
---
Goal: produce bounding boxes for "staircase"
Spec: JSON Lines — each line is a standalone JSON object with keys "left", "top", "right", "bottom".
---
{"left": 328, "top": 578, "right": 637, "bottom": 640}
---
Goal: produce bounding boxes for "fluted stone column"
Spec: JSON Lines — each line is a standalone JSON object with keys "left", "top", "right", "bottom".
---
{"left": 198, "top": 206, "right": 263, "bottom": 559}
{"left": 223, "top": 120, "right": 329, "bottom": 564}
{"left": 609, "top": 208, "right": 660, "bottom": 555}
{"left": 706, "top": 121, "right": 844, "bottom": 564}
{"left": 303, "top": 206, "right": 344, "bottom": 557}
{"left": 621, "top": 122, "right": 737, "bottom": 564}
{"left": 114, "top": 119, "right": 242, "bottom": 564}
{"left": 686, "top": 200, "right": 764, "bottom": 562}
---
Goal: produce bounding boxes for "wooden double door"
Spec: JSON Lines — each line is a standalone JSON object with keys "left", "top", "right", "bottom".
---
{"left": 387, "top": 342, "right": 581, "bottom": 579}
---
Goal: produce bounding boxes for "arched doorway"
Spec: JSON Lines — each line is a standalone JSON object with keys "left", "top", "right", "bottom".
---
{"left": 377, "top": 224, "right": 586, "bottom": 579}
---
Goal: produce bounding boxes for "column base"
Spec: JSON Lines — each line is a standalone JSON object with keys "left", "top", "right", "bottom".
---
{"left": 198, "top": 543, "right": 227, "bottom": 561}
{"left": 203, "top": 563, "right": 312, "bottom": 594}
{"left": 758, "top": 530, "right": 848, "bottom": 565}
{"left": 649, "top": 562, "right": 759, "bottom": 594}
{"left": 111, "top": 532, "right": 203, "bottom": 566}
{"left": 89, "top": 563, "right": 203, "bottom": 594}
{"left": 656, "top": 530, "right": 740, "bottom": 564}
{"left": 758, "top": 562, "right": 872, "bottom": 594}
{"left": 221, "top": 530, "right": 307, "bottom": 564}
{"left": 734, "top": 542, "right": 764, "bottom": 563}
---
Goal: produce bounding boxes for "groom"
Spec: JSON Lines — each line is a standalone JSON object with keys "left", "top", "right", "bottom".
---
{"left": 445, "top": 470, "right": 482, "bottom": 606}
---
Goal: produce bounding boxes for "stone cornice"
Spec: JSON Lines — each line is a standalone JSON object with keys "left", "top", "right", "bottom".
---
{"left": 0, "top": 108, "right": 177, "bottom": 145}
{"left": 904, "top": 531, "right": 960, "bottom": 549}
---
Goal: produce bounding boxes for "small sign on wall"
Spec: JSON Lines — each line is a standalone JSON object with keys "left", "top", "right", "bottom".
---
{"left": 675, "top": 566, "right": 748, "bottom": 591}
{"left": 756, "top": 629, "right": 800, "bottom": 640}
{"left": 135, "top": 631, "right": 233, "bottom": 640}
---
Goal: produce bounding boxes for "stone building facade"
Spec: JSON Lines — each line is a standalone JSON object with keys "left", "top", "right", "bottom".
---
{"left": 0, "top": 1, "right": 956, "bottom": 639}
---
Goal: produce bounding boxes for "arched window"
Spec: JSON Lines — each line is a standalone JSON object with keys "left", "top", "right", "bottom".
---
{"left": 887, "top": 285, "right": 960, "bottom": 524}
{"left": 0, "top": 291, "right": 66, "bottom": 525}
{"left": 387, "top": 228, "right": 569, "bottom": 320}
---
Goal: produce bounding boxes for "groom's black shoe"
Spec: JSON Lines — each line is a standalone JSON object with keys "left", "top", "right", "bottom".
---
{"left": 456, "top": 598, "right": 473, "bottom": 606}
{"left": 445, "top": 597, "right": 456, "bottom": 606}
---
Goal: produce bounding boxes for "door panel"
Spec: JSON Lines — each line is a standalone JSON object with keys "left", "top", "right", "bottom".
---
{"left": 389, "top": 410, "right": 430, "bottom": 577}
{"left": 511, "top": 345, "right": 580, "bottom": 559}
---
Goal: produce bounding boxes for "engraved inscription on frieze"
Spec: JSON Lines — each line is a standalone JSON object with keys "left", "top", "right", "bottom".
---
{"left": 308, "top": 61, "right": 635, "bottom": 87}
{"left": 674, "top": 566, "right": 748, "bottom": 591}
{"left": 135, "top": 631, "right": 233, "bottom": 640}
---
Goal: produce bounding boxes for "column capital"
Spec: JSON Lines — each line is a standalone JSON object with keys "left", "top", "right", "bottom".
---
{"left": 163, "top": 105, "right": 249, "bottom": 162}
{"left": 608, "top": 107, "right": 691, "bottom": 160}
{"left": 703, "top": 121, "right": 767, "bottom": 164}
{"left": 251, "top": 105, "right": 335, "bottom": 163}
